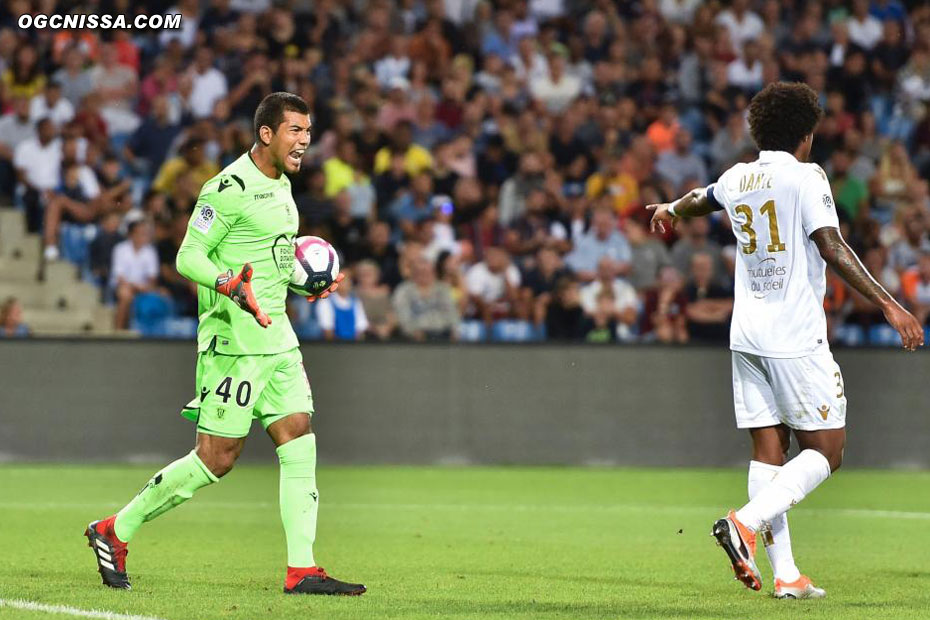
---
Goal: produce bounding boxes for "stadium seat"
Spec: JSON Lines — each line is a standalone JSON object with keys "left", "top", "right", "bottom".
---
{"left": 833, "top": 324, "right": 865, "bottom": 347}
{"left": 287, "top": 292, "right": 319, "bottom": 340}
{"left": 295, "top": 320, "right": 323, "bottom": 341}
{"left": 130, "top": 317, "right": 198, "bottom": 339}
{"left": 527, "top": 321, "right": 546, "bottom": 342}
{"left": 290, "top": 298, "right": 323, "bottom": 340}
{"left": 130, "top": 292, "right": 176, "bottom": 336}
{"left": 159, "top": 317, "right": 198, "bottom": 339}
{"left": 869, "top": 324, "right": 902, "bottom": 347}
{"left": 458, "top": 320, "right": 486, "bottom": 342}
{"left": 490, "top": 320, "right": 538, "bottom": 342}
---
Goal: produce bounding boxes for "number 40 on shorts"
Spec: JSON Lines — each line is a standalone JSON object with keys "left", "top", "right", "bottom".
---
{"left": 215, "top": 377, "right": 252, "bottom": 407}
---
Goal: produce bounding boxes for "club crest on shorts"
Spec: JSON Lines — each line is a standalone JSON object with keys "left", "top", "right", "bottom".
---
{"left": 818, "top": 405, "right": 830, "bottom": 420}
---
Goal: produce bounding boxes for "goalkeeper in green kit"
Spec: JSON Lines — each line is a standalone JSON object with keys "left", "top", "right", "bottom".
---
{"left": 84, "top": 93, "right": 365, "bottom": 596}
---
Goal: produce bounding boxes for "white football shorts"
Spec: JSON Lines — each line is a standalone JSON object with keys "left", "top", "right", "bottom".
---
{"left": 731, "top": 350, "right": 847, "bottom": 431}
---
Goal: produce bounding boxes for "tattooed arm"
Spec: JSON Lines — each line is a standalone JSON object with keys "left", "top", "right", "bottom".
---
{"left": 811, "top": 226, "right": 924, "bottom": 351}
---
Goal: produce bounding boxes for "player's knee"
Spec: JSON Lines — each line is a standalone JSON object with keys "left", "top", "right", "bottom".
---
{"left": 779, "top": 437, "right": 791, "bottom": 458}
{"left": 196, "top": 445, "right": 240, "bottom": 478}
{"left": 268, "top": 413, "right": 311, "bottom": 445}
{"left": 206, "top": 453, "right": 236, "bottom": 478}
{"left": 752, "top": 450, "right": 782, "bottom": 466}
{"left": 829, "top": 434, "right": 846, "bottom": 472}
{"left": 812, "top": 445, "right": 844, "bottom": 473}
{"left": 750, "top": 433, "right": 787, "bottom": 465}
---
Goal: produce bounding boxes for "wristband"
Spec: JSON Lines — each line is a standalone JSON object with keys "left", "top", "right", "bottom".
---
{"left": 667, "top": 203, "right": 678, "bottom": 217}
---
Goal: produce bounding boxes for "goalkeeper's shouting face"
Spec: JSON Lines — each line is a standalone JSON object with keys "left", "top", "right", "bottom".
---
{"left": 253, "top": 92, "right": 312, "bottom": 175}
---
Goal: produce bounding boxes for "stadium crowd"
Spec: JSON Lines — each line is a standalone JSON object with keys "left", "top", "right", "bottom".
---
{"left": 2, "top": 0, "right": 930, "bottom": 344}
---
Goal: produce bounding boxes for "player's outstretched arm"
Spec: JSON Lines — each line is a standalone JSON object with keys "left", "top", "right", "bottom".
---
{"left": 811, "top": 226, "right": 923, "bottom": 351}
{"left": 646, "top": 186, "right": 719, "bottom": 234}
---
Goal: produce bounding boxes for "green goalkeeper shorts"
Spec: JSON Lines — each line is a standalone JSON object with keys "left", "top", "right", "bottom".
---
{"left": 180, "top": 346, "right": 314, "bottom": 438}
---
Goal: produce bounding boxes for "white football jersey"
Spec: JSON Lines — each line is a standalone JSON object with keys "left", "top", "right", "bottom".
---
{"left": 709, "top": 150, "right": 840, "bottom": 358}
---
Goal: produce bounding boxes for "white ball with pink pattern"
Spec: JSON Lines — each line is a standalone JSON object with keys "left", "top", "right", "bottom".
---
{"left": 290, "top": 236, "right": 340, "bottom": 295}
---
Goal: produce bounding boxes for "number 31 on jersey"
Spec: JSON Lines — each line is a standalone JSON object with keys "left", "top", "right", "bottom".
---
{"left": 735, "top": 200, "right": 786, "bottom": 255}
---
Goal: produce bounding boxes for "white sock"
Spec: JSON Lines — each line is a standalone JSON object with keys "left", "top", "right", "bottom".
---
{"left": 748, "top": 460, "right": 801, "bottom": 582}
{"left": 736, "top": 449, "right": 831, "bottom": 532}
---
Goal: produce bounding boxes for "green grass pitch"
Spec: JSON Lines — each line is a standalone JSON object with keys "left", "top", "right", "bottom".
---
{"left": 1, "top": 465, "right": 929, "bottom": 620}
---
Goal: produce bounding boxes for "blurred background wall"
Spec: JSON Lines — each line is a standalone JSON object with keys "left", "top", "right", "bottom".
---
{"left": 1, "top": 341, "right": 927, "bottom": 468}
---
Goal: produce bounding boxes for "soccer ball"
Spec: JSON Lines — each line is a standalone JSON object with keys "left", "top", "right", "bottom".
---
{"left": 290, "top": 236, "right": 340, "bottom": 295}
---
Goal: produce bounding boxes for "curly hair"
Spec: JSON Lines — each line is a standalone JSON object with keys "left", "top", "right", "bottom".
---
{"left": 747, "top": 82, "right": 823, "bottom": 153}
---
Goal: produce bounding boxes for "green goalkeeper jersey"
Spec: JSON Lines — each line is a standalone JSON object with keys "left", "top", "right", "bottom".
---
{"left": 176, "top": 152, "right": 299, "bottom": 355}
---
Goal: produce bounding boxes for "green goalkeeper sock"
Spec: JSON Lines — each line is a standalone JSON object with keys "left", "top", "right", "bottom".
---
{"left": 113, "top": 450, "right": 218, "bottom": 542}
{"left": 277, "top": 433, "right": 318, "bottom": 567}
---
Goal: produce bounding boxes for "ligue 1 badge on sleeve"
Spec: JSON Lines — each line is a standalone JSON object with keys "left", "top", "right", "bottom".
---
{"left": 193, "top": 203, "right": 216, "bottom": 233}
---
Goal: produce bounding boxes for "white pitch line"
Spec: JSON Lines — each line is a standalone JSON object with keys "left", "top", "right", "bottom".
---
{"left": 0, "top": 599, "right": 168, "bottom": 620}
{"left": 1, "top": 500, "right": 929, "bottom": 520}
{"left": 817, "top": 507, "right": 930, "bottom": 520}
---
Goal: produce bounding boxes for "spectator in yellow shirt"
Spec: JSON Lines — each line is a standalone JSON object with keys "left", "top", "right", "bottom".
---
{"left": 151, "top": 137, "right": 219, "bottom": 195}
{"left": 374, "top": 120, "right": 434, "bottom": 177}
{"left": 323, "top": 140, "right": 356, "bottom": 197}
{"left": 2, "top": 44, "right": 46, "bottom": 105}
{"left": 585, "top": 153, "right": 640, "bottom": 217}
{"left": 324, "top": 140, "right": 375, "bottom": 220}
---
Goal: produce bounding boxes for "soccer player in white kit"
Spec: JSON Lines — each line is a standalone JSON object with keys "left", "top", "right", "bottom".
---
{"left": 648, "top": 83, "right": 924, "bottom": 599}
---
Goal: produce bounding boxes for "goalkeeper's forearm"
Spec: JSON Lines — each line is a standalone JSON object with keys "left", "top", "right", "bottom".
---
{"left": 669, "top": 187, "right": 718, "bottom": 218}
{"left": 176, "top": 237, "right": 223, "bottom": 289}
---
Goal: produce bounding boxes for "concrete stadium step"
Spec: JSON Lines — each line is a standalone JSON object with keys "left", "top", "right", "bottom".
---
{"left": 42, "top": 260, "right": 79, "bottom": 287}
{"left": 64, "top": 281, "right": 102, "bottom": 311}
{"left": 0, "top": 207, "right": 130, "bottom": 336}
{"left": 0, "top": 245, "right": 41, "bottom": 281}
{"left": 24, "top": 306, "right": 122, "bottom": 336}
{"left": 0, "top": 208, "right": 25, "bottom": 249}
{"left": 0, "top": 279, "right": 101, "bottom": 311}
{"left": 0, "top": 207, "right": 126, "bottom": 336}
{"left": 93, "top": 305, "right": 117, "bottom": 334}
{"left": 0, "top": 207, "right": 24, "bottom": 231}
{"left": 21, "top": 306, "right": 97, "bottom": 334}
{"left": 0, "top": 281, "right": 48, "bottom": 307}
{"left": 0, "top": 259, "right": 80, "bottom": 286}
{"left": 0, "top": 210, "right": 40, "bottom": 264}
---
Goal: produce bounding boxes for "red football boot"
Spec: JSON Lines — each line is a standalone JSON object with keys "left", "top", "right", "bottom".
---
{"left": 284, "top": 566, "right": 366, "bottom": 596}
{"left": 84, "top": 515, "right": 131, "bottom": 590}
